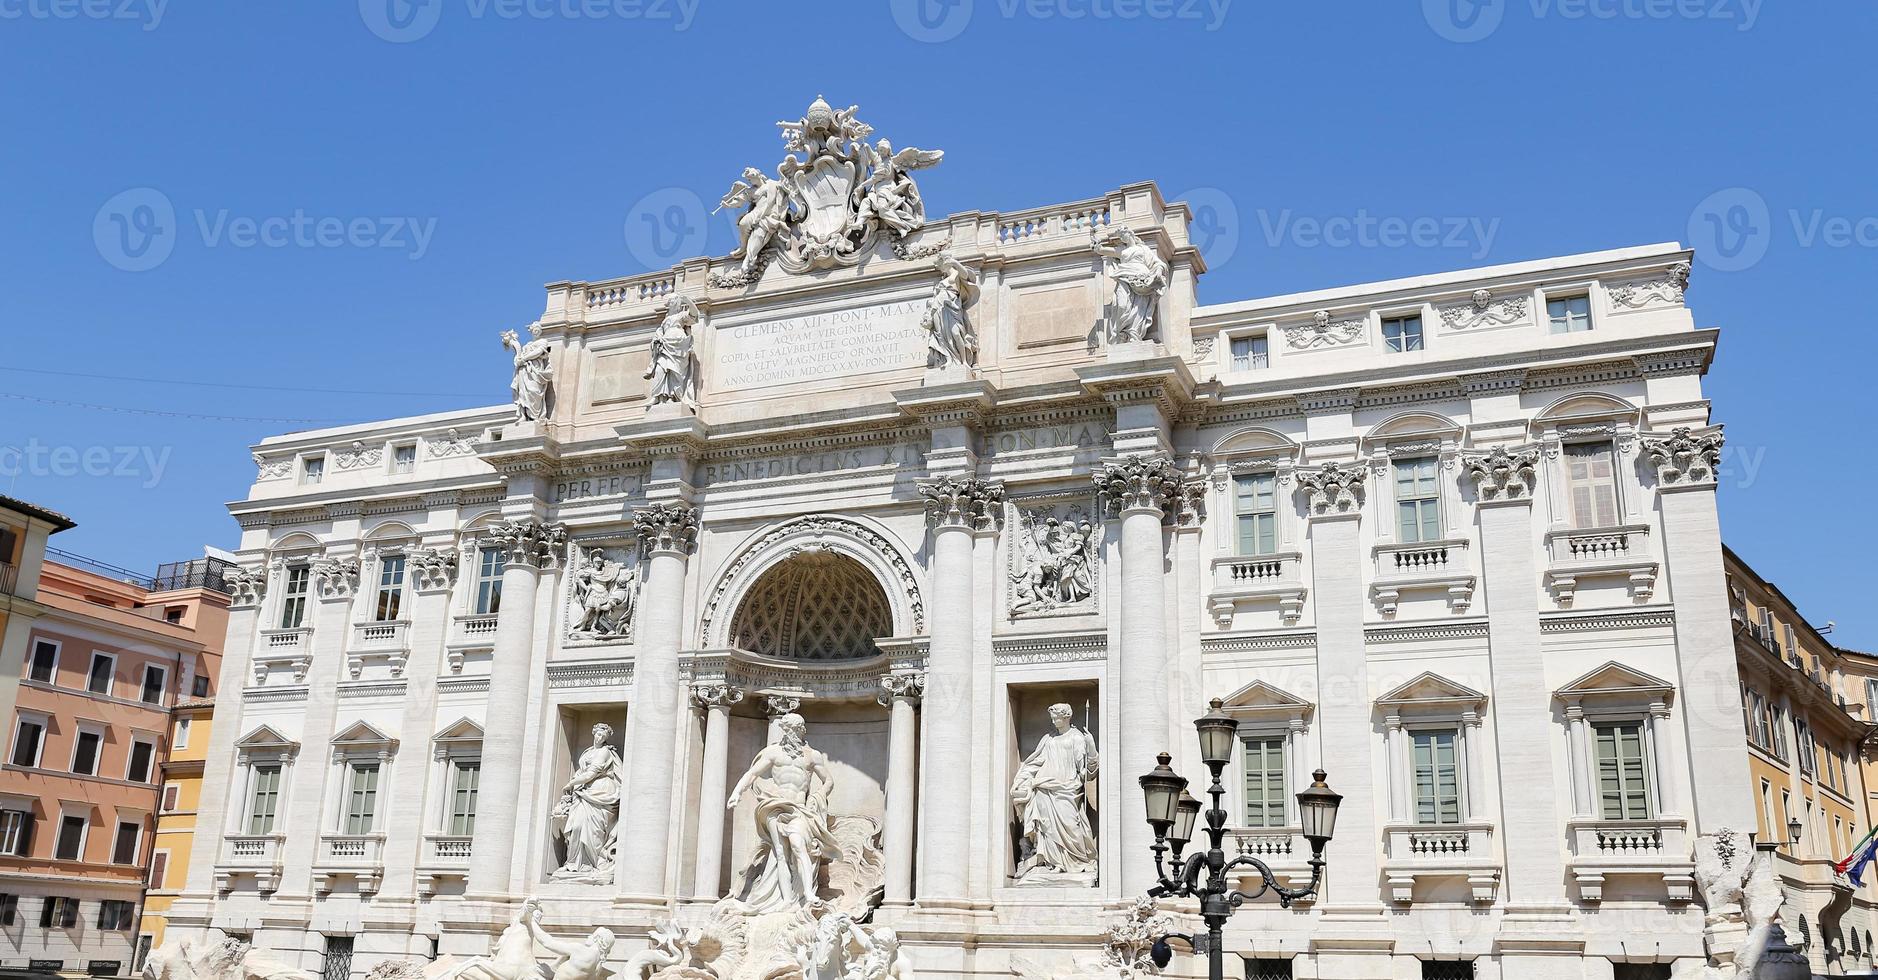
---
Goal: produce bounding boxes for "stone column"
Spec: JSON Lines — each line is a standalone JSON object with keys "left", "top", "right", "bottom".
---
{"left": 467, "top": 519, "right": 565, "bottom": 897}
{"left": 276, "top": 553, "right": 362, "bottom": 898}
{"left": 617, "top": 502, "right": 699, "bottom": 902}
{"left": 379, "top": 546, "right": 458, "bottom": 898}
{"left": 1094, "top": 456, "right": 1181, "bottom": 899}
{"left": 689, "top": 684, "right": 743, "bottom": 901}
{"left": 880, "top": 673, "right": 924, "bottom": 905}
{"left": 915, "top": 475, "right": 1002, "bottom": 906}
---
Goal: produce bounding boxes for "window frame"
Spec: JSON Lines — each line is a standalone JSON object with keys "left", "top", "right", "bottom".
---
{"left": 447, "top": 758, "right": 481, "bottom": 837}
{"left": 1240, "top": 734, "right": 1289, "bottom": 829}
{"left": 1392, "top": 456, "right": 1442, "bottom": 544}
{"left": 279, "top": 563, "right": 312, "bottom": 630}
{"left": 373, "top": 554, "right": 407, "bottom": 623}
{"left": 28, "top": 639, "right": 60, "bottom": 685}
{"left": 1381, "top": 313, "right": 1425, "bottom": 353}
{"left": 390, "top": 442, "right": 417, "bottom": 475}
{"left": 342, "top": 761, "right": 381, "bottom": 835}
{"left": 1228, "top": 331, "right": 1271, "bottom": 372}
{"left": 473, "top": 545, "right": 506, "bottom": 616}
{"left": 1409, "top": 726, "right": 1465, "bottom": 826}
{"left": 85, "top": 653, "right": 116, "bottom": 697}
{"left": 174, "top": 716, "right": 191, "bottom": 750}
{"left": 1561, "top": 439, "right": 1623, "bottom": 530}
{"left": 301, "top": 453, "right": 325, "bottom": 485}
{"left": 110, "top": 819, "right": 142, "bottom": 866}
{"left": 1546, "top": 292, "right": 1594, "bottom": 334}
{"left": 125, "top": 737, "right": 157, "bottom": 784}
{"left": 10, "top": 713, "right": 49, "bottom": 769}
{"left": 52, "top": 811, "right": 88, "bottom": 862}
{"left": 0, "top": 805, "right": 33, "bottom": 857}
{"left": 1231, "top": 471, "right": 1281, "bottom": 558}
{"left": 246, "top": 764, "right": 284, "bottom": 836}
{"left": 139, "top": 664, "right": 167, "bottom": 706}
{"left": 69, "top": 724, "right": 105, "bottom": 777}
{"left": 1593, "top": 719, "right": 1654, "bottom": 821}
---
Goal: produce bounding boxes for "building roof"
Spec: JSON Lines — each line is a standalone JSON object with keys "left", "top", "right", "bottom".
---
{"left": 0, "top": 493, "right": 76, "bottom": 532}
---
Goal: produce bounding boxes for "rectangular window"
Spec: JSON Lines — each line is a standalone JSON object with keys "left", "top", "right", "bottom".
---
{"left": 1769, "top": 704, "right": 1789, "bottom": 760}
{"left": 111, "top": 822, "right": 140, "bottom": 865}
{"left": 1795, "top": 721, "right": 1816, "bottom": 776}
{"left": 0, "top": 894, "right": 15, "bottom": 927}
{"left": 150, "top": 851, "right": 169, "bottom": 890}
{"left": 303, "top": 454, "right": 325, "bottom": 484}
{"left": 192, "top": 674, "right": 210, "bottom": 698}
{"left": 87, "top": 654, "right": 114, "bottom": 695}
{"left": 11, "top": 718, "right": 44, "bottom": 767}
{"left": 41, "top": 897, "right": 79, "bottom": 929}
{"left": 97, "top": 900, "right": 134, "bottom": 930}
{"left": 345, "top": 763, "right": 379, "bottom": 835}
{"left": 1230, "top": 334, "right": 1269, "bottom": 371}
{"left": 54, "top": 814, "right": 86, "bottom": 861}
{"left": 474, "top": 547, "right": 505, "bottom": 616}
{"left": 1595, "top": 722, "right": 1652, "bottom": 820}
{"left": 1612, "top": 966, "right": 1671, "bottom": 980}
{"left": 1246, "top": 958, "right": 1293, "bottom": 980}
{"left": 1393, "top": 457, "right": 1441, "bottom": 543}
{"left": 1233, "top": 473, "right": 1279, "bottom": 557}
{"left": 248, "top": 765, "right": 282, "bottom": 835}
{"left": 1421, "top": 961, "right": 1474, "bottom": 980}
{"left": 449, "top": 760, "right": 480, "bottom": 836}
{"left": 1382, "top": 314, "right": 1424, "bottom": 353}
{"left": 162, "top": 784, "right": 180, "bottom": 811}
{"left": 1241, "top": 737, "right": 1287, "bottom": 829}
{"left": 374, "top": 556, "right": 406, "bottom": 622}
{"left": 71, "top": 729, "right": 102, "bottom": 776}
{"left": 126, "top": 741, "right": 155, "bottom": 783}
{"left": 280, "top": 565, "right": 310, "bottom": 630}
{"left": 1412, "top": 730, "right": 1462, "bottom": 826}
{"left": 29, "top": 641, "right": 58, "bottom": 684}
{"left": 1547, "top": 295, "right": 1592, "bottom": 333}
{"left": 140, "top": 665, "right": 165, "bottom": 705}
{"left": 0, "top": 810, "right": 32, "bottom": 856}
{"left": 175, "top": 717, "right": 191, "bottom": 750}
{"left": 391, "top": 444, "right": 416, "bottom": 475}
{"left": 1563, "top": 442, "right": 1620, "bottom": 528}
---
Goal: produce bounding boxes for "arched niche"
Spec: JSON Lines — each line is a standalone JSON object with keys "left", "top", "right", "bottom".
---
{"left": 700, "top": 515, "right": 924, "bottom": 651}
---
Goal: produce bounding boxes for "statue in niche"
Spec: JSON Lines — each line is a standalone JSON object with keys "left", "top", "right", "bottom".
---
{"left": 1010, "top": 703, "right": 1100, "bottom": 884}
{"left": 644, "top": 295, "right": 701, "bottom": 406}
{"left": 1091, "top": 225, "right": 1168, "bottom": 344}
{"left": 550, "top": 724, "right": 622, "bottom": 882}
{"left": 1011, "top": 508, "right": 1095, "bottom": 614}
{"left": 568, "top": 546, "right": 636, "bottom": 639}
{"left": 725, "top": 712, "right": 844, "bottom": 913}
{"left": 920, "top": 251, "right": 979, "bottom": 370}
{"left": 501, "top": 325, "right": 553, "bottom": 423}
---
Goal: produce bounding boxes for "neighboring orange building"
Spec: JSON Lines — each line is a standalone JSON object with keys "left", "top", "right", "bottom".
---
{"left": 0, "top": 551, "right": 228, "bottom": 980}
{"left": 137, "top": 689, "right": 214, "bottom": 954}
{"left": 0, "top": 497, "right": 75, "bottom": 757}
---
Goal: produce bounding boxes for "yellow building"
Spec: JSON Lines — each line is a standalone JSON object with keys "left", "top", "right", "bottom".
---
{"left": 138, "top": 693, "right": 214, "bottom": 954}
{"left": 1727, "top": 544, "right": 1875, "bottom": 976}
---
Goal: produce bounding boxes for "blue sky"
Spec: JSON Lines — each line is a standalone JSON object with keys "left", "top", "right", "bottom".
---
{"left": 1, "top": 2, "right": 1872, "bottom": 643}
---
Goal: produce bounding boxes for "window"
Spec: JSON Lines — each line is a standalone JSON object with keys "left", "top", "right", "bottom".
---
{"left": 1563, "top": 442, "right": 1620, "bottom": 528}
{"left": 1795, "top": 721, "right": 1817, "bottom": 777}
{"left": 40, "top": 896, "right": 79, "bottom": 929}
{"left": 162, "top": 784, "right": 180, "bottom": 812}
{"left": 374, "top": 556, "right": 406, "bottom": 622}
{"left": 192, "top": 674, "right": 210, "bottom": 698}
{"left": 449, "top": 760, "right": 480, "bottom": 836}
{"left": 11, "top": 717, "right": 45, "bottom": 767}
{"left": 1230, "top": 333, "right": 1269, "bottom": 371}
{"left": 54, "top": 814, "right": 86, "bottom": 861}
{"left": 303, "top": 454, "right": 325, "bottom": 484}
{"left": 345, "top": 763, "right": 380, "bottom": 834}
{"left": 248, "top": 765, "right": 282, "bottom": 835}
{"left": 97, "top": 900, "right": 135, "bottom": 930}
{"left": 126, "top": 740, "right": 155, "bottom": 783}
{"left": 29, "top": 641, "right": 58, "bottom": 683}
{"left": 140, "top": 665, "right": 166, "bottom": 705}
{"left": 0, "top": 809, "right": 32, "bottom": 856}
{"left": 1595, "top": 722, "right": 1652, "bottom": 820}
{"left": 1393, "top": 457, "right": 1441, "bottom": 543}
{"left": 1382, "top": 314, "right": 1424, "bottom": 353}
{"left": 87, "top": 654, "right": 114, "bottom": 695}
{"left": 1233, "top": 473, "right": 1279, "bottom": 557}
{"left": 111, "top": 821, "right": 140, "bottom": 865}
{"left": 391, "top": 443, "right": 417, "bottom": 475}
{"left": 474, "top": 547, "right": 505, "bottom": 616}
{"left": 1759, "top": 780, "right": 1774, "bottom": 843}
{"left": 0, "top": 894, "right": 15, "bottom": 926}
{"left": 1421, "top": 961, "right": 1474, "bottom": 980}
{"left": 175, "top": 717, "right": 191, "bottom": 749}
{"left": 164, "top": 607, "right": 184, "bottom": 624}
{"left": 1613, "top": 966, "right": 1671, "bottom": 980}
{"left": 280, "top": 565, "right": 310, "bottom": 629}
{"left": 1246, "top": 958, "right": 1293, "bottom": 980}
{"left": 71, "top": 729, "right": 102, "bottom": 776}
{"left": 149, "top": 851, "right": 170, "bottom": 890}
{"left": 1411, "top": 730, "right": 1462, "bottom": 825}
{"left": 1769, "top": 704, "right": 1789, "bottom": 760}
{"left": 1241, "top": 737, "right": 1287, "bottom": 828}
{"left": 1547, "top": 294, "right": 1592, "bottom": 333}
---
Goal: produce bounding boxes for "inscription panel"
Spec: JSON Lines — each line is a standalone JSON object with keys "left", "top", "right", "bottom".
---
{"left": 713, "top": 299, "right": 926, "bottom": 393}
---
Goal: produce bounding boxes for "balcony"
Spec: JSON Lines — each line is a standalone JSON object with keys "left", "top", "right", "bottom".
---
{"left": 348, "top": 621, "right": 411, "bottom": 678}
{"left": 1207, "top": 552, "right": 1307, "bottom": 627}
{"left": 1543, "top": 523, "right": 1658, "bottom": 606}
{"left": 1228, "top": 829, "right": 1315, "bottom": 896}
{"left": 1567, "top": 817, "right": 1694, "bottom": 904}
{"left": 215, "top": 834, "right": 283, "bottom": 893}
{"left": 1370, "top": 539, "right": 1475, "bottom": 616}
{"left": 445, "top": 614, "right": 500, "bottom": 672}
{"left": 314, "top": 833, "right": 386, "bottom": 895}
{"left": 1382, "top": 822, "right": 1500, "bottom": 905}
{"left": 251, "top": 629, "right": 313, "bottom": 685}
{"left": 417, "top": 834, "right": 473, "bottom": 896}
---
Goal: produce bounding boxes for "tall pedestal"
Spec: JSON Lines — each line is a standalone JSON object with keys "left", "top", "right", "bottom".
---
{"left": 617, "top": 503, "right": 698, "bottom": 903}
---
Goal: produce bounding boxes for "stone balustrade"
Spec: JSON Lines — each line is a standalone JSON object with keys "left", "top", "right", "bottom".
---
{"left": 1207, "top": 552, "right": 1306, "bottom": 626}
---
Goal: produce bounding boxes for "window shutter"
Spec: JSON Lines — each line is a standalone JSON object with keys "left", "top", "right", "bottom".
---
{"left": 150, "top": 852, "right": 168, "bottom": 890}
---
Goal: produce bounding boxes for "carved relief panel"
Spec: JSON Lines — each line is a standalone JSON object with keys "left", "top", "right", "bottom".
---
{"left": 1006, "top": 495, "right": 1101, "bottom": 621}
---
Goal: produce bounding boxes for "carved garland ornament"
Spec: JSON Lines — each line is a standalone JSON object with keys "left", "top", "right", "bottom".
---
{"left": 490, "top": 519, "right": 570, "bottom": 569}
{"left": 1463, "top": 446, "right": 1540, "bottom": 501}
{"left": 699, "top": 515, "right": 927, "bottom": 642}
{"left": 1642, "top": 426, "right": 1724, "bottom": 486}
{"left": 1438, "top": 288, "right": 1528, "bottom": 330}
{"left": 1608, "top": 261, "right": 1692, "bottom": 310}
{"left": 1295, "top": 461, "right": 1366, "bottom": 515}
{"left": 919, "top": 475, "right": 1006, "bottom": 530}
{"left": 631, "top": 503, "right": 699, "bottom": 555}
{"left": 1282, "top": 309, "right": 1365, "bottom": 350}
{"left": 1093, "top": 455, "right": 1184, "bottom": 515}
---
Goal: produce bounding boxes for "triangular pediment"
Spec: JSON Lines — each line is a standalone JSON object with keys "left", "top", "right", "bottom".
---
{"left": 1376, "top": 671, "right": 1488, "bottom": 710}
{"left": 234, "top": 724, "right": 297, "bottom": 750}
{"left": 1219, "top": 679, "right": 1313, "bottom": 720}
{"left": 331, "top": 721, "right": 395, "bottom": 746}
{"left": 433, "top": 717, "right": 486, "bottom": 743}
{"left": 1555, "top": 661, "right": 1675, "bottom": 701}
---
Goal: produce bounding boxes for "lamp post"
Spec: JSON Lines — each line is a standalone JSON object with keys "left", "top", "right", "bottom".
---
{"left": 1138, "top": 699, "right": 1342, "bottom": 980}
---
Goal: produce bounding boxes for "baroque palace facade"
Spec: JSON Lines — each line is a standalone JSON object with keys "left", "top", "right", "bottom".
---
{"left": 164, "top": 100, "right": 1769, "bottom": 980}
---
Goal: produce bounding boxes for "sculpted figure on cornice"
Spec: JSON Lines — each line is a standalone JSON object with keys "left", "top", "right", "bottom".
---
{"left": 1464, "top": 446, "right": 1540, "bottom": 501}
{"left": 921, "top": 251, "right": 979, "bottom": 370}
{"left": 1608, "top": 261, "right": 1692, "bottom": 310}
{"left": 428, "top": 428, "right": 479, "bottom": 458}
{"left": 1643, "top": 426, "right": 1724, "bottom": 486}
{"left": 1295, "top": 461, "right": 1366, "bottom": 515}
{"left": 645, "top": 295, "right": 701, "bottom": 406}
{"left": 502, "top": 325, "right": 553, "bottom": 424}
{"left": 1010, "top": 505, "right": 1095, "bottom": 615}
{"left": 1092, "top": 225, "right": 1169, "bottom": 344}
{"left": 335, "top": 440, "right": 384, "bottom": 471}
{"left": 568, "top": 544, "right": 637, "bottom": 640}
{"left": 551, "top": 723, "right": 623, "bottom": 883}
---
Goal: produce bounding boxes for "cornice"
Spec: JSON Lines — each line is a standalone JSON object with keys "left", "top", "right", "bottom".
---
{"left": 1200, "top": 630, "right": 1318, "bottom": 653}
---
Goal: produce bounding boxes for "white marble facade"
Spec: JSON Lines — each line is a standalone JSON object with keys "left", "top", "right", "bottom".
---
{"left": 163, "top": 102, "right": 1757, "bottom": 980}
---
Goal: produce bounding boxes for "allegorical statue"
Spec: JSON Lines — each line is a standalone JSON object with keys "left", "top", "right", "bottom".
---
{"left": 550, "top": 723, "right": 622, "bottom": 882}
{"left": 718, "top": 166, "right": 797, "bottom": 277}
{"left": 726, "top": 712, "right": 844, "bottom": 913}
{"left": 643, "top": 295, "right": 700, "bottom": 406}
{"left": 568, "top": 548, "right": 636, "bottom": 638}
{"left": 1091, "top": 225, "right": 1169, "bottom": 344}
{"left": 1010, "top": 703, "right": 1100, "bottom": 883}
{"left": 920, "top": 251, "right": 978, "bottom": 370}
{"left": 501, "top": 326, "right": 553, "bottom": 423}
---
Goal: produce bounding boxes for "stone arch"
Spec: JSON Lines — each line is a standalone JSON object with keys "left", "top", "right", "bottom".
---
{"left": 700, "top": 514, "right": 924, "bottom": 651}
{"left": 1531, "top": 391, "right": 1640, "bottom": 428}
{"left": 729, "top": 552, "right": 893, "bottom": 661}
{"left": 362, "top": 519, "right": 419, "bottom": 542}
{"left": 1211, "top": 425, "right": 1301, "bottom": 458}
{"left": 1362, "top": 410, "right": 1463, "bottom": 451}
{"left": 268, "top": 531, "right": 322, "bottom": 552}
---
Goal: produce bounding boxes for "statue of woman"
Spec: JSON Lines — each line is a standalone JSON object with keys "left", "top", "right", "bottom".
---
{"left": 502, "top": 326, "right": 553, "bottom": 423}
{"left": 644, "top": 295, "right": 700, "bottom": 406}
{"left": 1010, "top": 703, "right": 1099, "bottom": 882}
{"left": 920, "top": 251, "right": 978, "bottom": 370}
{"left": 551, "top": 723, "right": 622, "bottom": 881}
{"left": 1091, "top": 226, "right": 1169, "bottom": 345}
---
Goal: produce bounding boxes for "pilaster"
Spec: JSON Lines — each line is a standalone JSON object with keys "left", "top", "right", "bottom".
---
{"left": 275, "top": 551, "right": 361, "bottom": 899}
{"left": 377, "top": 545, "right": 458, "bottom": 899}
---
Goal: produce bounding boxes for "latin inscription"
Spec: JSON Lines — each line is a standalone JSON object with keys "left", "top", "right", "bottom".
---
{"left": 714, "top": 299, "right": 926, "bottom": 392}
{"left": 553, "top": 473, "right": 644, "bottom": 503}
{"left": 698, "top": 442, "right": 926, "bottom": 486}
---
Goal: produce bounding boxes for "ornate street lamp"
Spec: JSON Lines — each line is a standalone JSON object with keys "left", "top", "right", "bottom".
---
{"left": 1137, "top": 699, "right": 1342, "bottom": 980}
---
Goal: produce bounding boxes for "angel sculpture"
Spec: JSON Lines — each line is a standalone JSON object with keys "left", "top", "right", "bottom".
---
{"left": 852, "top": 139, "right": 944, "bottom": 237}
{"left": 644, "top": 295, "right": 700, "bottom": 406}
{"left": 920, "top": 251, "right": 978, "bottom": 369}
{"left": 717, "top": 166, "right": 797, "bottom": 275}
{"left": 501, "top": 326, "right": 553, "bottom": 423}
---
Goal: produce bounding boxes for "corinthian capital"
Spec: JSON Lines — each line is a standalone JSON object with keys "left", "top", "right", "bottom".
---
{"left": 1295, "top": 461, "right": 1366, "bottom": 516}
{"left": 224, "top": 565, "right": 267, "bottom": 608}
{"left": 407, "top": 547, "right": 460, "bottom": 592}
{"left": 1463, "top": 446, "right": 1539, "bottom": 502}
{"left": 310, "top": 556, "right": 361, "bottom": 599}
{"left": 490, "top": 519, "right": 569, "bottom": 569}
{"left": 1094, "top": 455, "right": 1183, "bottom": 516}
{"left": 878, "top": 673, "right": 925, "bottom": 706}
{"left": 1643, "top": 426, "right": 1724, "bottom": 487}
{"left": 919, "top": 475, "right": 1005, "bottom": 531}
{"left": 692, "top": 684, "right": 745, "bottom": 710}
{"left": 632, "top": 502, "right": 699, "bottom": 555}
